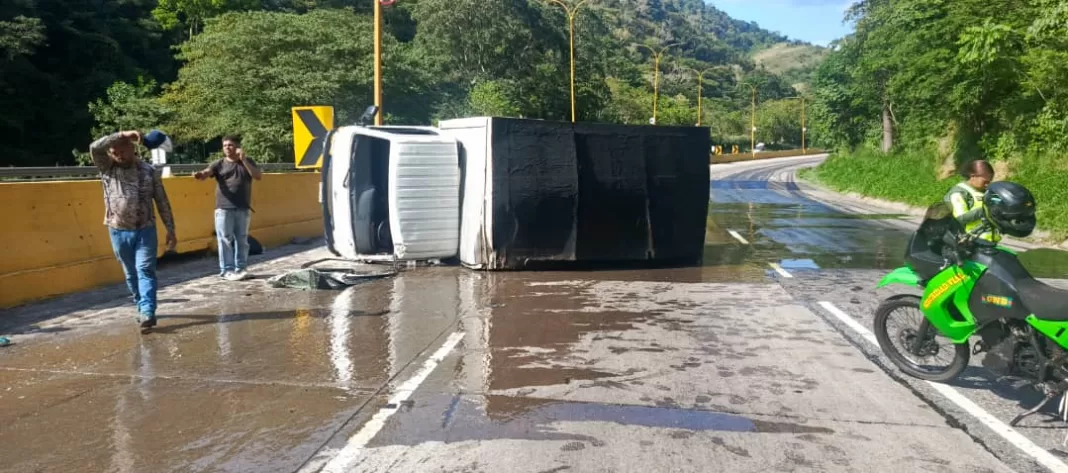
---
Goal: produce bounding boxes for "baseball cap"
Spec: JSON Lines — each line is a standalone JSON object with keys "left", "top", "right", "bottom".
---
{"left": 143, "top": 129, "right": 173, "bottom": 152}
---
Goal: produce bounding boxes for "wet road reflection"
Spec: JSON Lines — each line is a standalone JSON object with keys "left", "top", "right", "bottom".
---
{"left": 342, "top": 265, "right": 1008, "bottom": 472}
{"left": 706, "top": 187, "right": 910, "bottom": 274}
{"left": 4, "top": 159, "right": 1067, "bottom": 472}
{"left": 483, "top": 276, "right": 650, "bottom": 391}
{"left": 707, "top": 174, "right": 1068, "bottom": 279}
{"left": 0, "top": 268, "right": 465, "bottom": 472}
{"left": 371, "top": 393, "right": 835, "bottom": 449}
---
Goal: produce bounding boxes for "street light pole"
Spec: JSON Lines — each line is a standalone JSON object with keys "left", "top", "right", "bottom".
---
{"left": 635, "top": 43, "right": 677, "bottom": 124}
{"left": 679, "top": 66, "right": 717, "bottom": 126}
{"left": 548, "top": 0, "right": 589, "bottom": 123}
{"left": 740, "top": 83, "right": 757, "bottom": 157}
{"left": 373, "top": 0, "right": 383, "bottom": 125}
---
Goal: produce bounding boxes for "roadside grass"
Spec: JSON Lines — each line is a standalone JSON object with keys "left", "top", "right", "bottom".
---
{"left": 807, "top": 149, "right": 954, "bottom": 207}
{"left": 1013, "top": 153, "right": 1068, "bottom": 239}
{"left": 806, "top": 148, "right": 1068, "bottom": 241}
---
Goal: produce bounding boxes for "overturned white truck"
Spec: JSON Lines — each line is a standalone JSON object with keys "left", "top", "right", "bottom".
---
{"left": 319, "top": 116, "right": 711, "bottom": 270}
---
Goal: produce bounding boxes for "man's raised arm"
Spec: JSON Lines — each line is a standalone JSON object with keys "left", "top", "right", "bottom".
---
{"left": 89, "top": 131, "right": 140, "bottom": 171}
{"left": 237, "top": 148, "right": 262, "bottom": 180}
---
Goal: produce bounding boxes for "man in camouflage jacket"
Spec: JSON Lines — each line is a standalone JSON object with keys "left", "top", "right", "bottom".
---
{"left": 89, "top": 130, "right": 177, "bottom": 330}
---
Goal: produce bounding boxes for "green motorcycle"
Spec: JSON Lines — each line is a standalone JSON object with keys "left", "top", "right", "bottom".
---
{"left": 873, "top": 181, "right": 1068, "bottom": 426}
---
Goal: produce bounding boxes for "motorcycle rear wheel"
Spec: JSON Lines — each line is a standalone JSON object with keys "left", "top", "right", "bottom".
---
{"left": 874, "top": 295, "right": 970, "bottom": 382}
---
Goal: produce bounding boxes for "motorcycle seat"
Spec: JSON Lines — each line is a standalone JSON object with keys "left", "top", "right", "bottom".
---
{"left": 1017, "top": 278, "right": 1068, "bottom": 321}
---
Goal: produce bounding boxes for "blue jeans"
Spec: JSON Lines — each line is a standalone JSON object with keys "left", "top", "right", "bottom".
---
{"left": 108, "top": 227, "right": 158, "bottom": 317}
{"left": 215, "top": 208, "right": 251, "bottom": 274}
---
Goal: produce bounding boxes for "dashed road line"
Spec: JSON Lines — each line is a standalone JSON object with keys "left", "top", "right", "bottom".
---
{"left": 727, "top": 230, "right": 750, "bottom": 245}
{"left": 768, "top": 262, "right": 793, "bottom": 278}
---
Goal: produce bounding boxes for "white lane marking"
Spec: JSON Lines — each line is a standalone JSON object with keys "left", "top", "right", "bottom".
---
{"left": 727, "top": 230, "right": 750, "bottom": 245}
{"left": 818, "top": 301, "right": 1068, "bottom": 473}
{"left": 319, "top": 331, "right": 466, "bottom": 473}
{"left": 818, "top": 301, "right": 878, "bottom": 345}
{"left": 768, "top": 262, "right": 793, "bottom": 278}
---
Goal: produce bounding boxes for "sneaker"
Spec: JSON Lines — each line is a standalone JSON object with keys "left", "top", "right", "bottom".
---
{"left": 232, "top": 269, "right": 250, "bottom": 281}
{"left": 224, "top": 271, "right": 243, "bottom": 281}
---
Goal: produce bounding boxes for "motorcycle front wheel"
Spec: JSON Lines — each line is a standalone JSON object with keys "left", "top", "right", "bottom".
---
{"left": 874, "top": 295, "right": 970, "bottom": 382}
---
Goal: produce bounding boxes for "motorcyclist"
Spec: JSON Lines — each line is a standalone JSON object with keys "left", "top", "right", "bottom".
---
{"left": 944, "top": 159, "right": 1000, "bottom": 243}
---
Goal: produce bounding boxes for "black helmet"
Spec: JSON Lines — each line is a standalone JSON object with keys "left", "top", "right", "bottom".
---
{"left": 983, "top": 181, "right": 1037, "bottom": 237}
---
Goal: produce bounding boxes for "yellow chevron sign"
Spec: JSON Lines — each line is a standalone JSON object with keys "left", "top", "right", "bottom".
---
{"left": 292, "top": 106, "right": 334, "bottom": 169}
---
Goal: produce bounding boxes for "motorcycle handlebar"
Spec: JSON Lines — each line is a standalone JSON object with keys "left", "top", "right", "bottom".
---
{"left": 942, "top": 223, "right": 997, "bottom": 267}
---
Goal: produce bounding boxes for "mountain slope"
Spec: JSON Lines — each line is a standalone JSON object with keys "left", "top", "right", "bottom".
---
{"left": 754, "top": 42, "right": 829, "bottom": 92}
{"left": 597, "top": 0, "right": 797, "bottom": 60}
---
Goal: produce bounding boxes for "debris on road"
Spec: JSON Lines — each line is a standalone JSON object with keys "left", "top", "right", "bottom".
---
{"left": 266, "top": 267, "right": 396, "bottom": 290}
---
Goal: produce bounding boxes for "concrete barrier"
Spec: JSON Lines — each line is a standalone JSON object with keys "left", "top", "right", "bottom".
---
{"left": 710, "top": 149, "right": 828, "bottom": 164}
{"left": 0, "top": 172, "right": 322, "bottom": 309}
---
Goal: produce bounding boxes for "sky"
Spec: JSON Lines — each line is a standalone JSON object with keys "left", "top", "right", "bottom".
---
{"left": 709, "top": 0, "right": 858, "bottom": 46}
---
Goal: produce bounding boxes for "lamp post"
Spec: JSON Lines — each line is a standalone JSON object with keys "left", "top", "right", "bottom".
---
{"left": 678, "top": 66, "right": 718, "bottom": 126}
{"left": 373, "top": 0, "right": 386, "bottom": 125}
{"left": 739, "top": 83, "right": 757, "bottom": 156}
{"left": 783, "top": 96, "right": 807, "bottom": 153}
{"left": 548, "top": 0, "right": 589, "bottom": 123}
{"left": 634, "top": 42, "right": 677, "bottom": 124}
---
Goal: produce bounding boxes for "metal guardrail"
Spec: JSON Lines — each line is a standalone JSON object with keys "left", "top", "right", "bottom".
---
{"left": 0, "top": 163, "right": 305, "bottom": 181}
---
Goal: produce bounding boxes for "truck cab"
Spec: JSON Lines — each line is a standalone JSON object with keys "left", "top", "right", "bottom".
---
{"left": 320, "top": 125, "right": 461, "bottom": 262}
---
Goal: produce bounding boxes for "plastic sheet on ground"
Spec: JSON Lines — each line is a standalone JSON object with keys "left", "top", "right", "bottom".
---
{"left": 266, "top": 267, "right": 396, "bottom": 290}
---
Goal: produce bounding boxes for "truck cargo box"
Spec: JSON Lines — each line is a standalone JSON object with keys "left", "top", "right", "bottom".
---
{"left": 437, "top": 117, "right": 710, "bottom": 270}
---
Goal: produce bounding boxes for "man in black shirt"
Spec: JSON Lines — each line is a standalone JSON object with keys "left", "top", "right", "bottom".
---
{"left": 195, "top": 135, "right": 262, "bottom": 281}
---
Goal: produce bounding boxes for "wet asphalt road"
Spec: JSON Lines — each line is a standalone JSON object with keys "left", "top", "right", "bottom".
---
{"left": 3, "top": 155, "right": 1068, "bottom": 473}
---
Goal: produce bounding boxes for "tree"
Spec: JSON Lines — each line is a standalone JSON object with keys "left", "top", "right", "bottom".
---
{"left": 153, "top": 0, "right": 262, "bottom": 37}
{"left": 0, "top": 0, "right": 824, "bottom": 166}
{"left": 468, "top": 80, "right": 523, "bottom": 117}
{"left": 604, "top": 77, "right": 655, "bottom": 125}
{"left": 0, "top": 15, "right": 44, "bottom": 59}
{"left": 756, "top": 99, "right": 804, "bottom": 148}
{"left": 410, "top": 0, "right": 553, "bottom": 84}
{"left": 0, "top": 0, "right": 176, "bottom": 166}
{"left": 75, "top": 78, "right": 175, "bottom": 165}
{"left": 813, "top": 0, "right": 1068, "bottom": 160}
{"left": 161, "top": 9, "right": 437, "bottom": 162}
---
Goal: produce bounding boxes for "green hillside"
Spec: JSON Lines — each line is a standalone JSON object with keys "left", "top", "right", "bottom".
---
{"left": 754, "top": 43, "right": 830, "bottom": 93}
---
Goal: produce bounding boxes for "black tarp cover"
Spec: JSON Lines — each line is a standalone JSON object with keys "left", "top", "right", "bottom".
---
{"left": 483, "top": 118, "right": 710, "bottom": 269}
